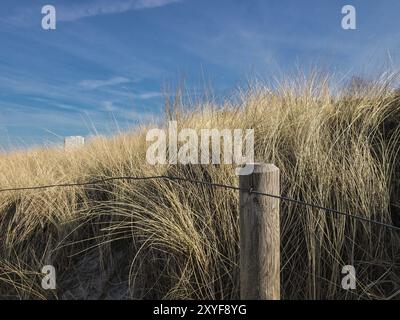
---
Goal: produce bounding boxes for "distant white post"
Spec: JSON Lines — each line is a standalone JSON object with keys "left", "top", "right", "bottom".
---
{"left": 64, "top": 136, "right": 85, "bottom": 150}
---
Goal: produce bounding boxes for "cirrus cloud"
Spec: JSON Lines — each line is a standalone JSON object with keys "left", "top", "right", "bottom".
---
{"left": 79, "top": 76, "right": 132, "bottom": 90}
{"left": 57, "top": 0, "right": 181, "bottom": 22}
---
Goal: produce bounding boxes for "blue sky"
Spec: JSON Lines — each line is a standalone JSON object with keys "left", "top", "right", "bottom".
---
{"left": 1, "top": 0, "right": 400, "bottom": 149}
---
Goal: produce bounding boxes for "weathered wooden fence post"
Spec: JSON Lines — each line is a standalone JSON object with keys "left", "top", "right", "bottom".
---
{"left": 239, "top": 163, "right": 280, "bottom": 300}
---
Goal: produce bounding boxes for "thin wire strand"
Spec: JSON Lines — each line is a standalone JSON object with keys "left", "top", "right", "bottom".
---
{"left": 0, "top": 175, "right": 399, "bottom": 232}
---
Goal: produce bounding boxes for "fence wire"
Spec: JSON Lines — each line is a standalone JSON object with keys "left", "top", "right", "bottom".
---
{"left": 0, "top": 174, "right": 399, "bottom": 232}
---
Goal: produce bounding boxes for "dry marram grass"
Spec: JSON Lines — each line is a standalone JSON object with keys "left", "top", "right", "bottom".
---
{"left": 1, "top": 74, "right": 400, "bottom": 299}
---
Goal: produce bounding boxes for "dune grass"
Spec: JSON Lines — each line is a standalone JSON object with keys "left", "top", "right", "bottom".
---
{"left": 1, "top": 73, "right": 400, "bottom": 299}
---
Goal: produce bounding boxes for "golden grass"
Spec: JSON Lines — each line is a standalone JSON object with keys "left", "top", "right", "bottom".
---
{"left": 1, "top": 73, "right": 400, "bottom": 299}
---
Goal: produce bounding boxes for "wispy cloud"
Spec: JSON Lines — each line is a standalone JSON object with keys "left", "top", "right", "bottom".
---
{"left": 79, "top": 76, "right": 132, "bottom": 90}
{"left": 2, "top": 0, "right": 180, "bottom": 26}
{"left": 100, "top": 100, "right": 159, "bottom": 123}
{"left": 102, "top": 101, "right": 118, "bottom": 111}
{"left": 58, "top": 0, "right": 180, "bottom": 22}
{"left": 134, "top": 92, "right": 162, "bottom": 99}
